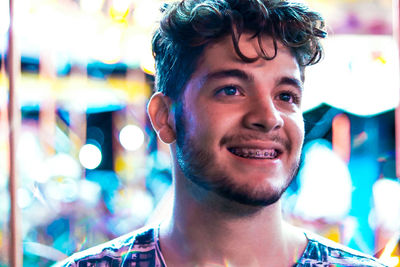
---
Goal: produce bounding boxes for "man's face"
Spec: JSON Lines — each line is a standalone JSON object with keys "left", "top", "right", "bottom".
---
{"left": 174, "top": 34, "right": 304, "bottom": 207}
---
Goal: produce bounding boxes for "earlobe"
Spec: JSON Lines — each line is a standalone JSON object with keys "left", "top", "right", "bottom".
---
{"left": 147, "top": 92, "right": 176, "bottom": 144}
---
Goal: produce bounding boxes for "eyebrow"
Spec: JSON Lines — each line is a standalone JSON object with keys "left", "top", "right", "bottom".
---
{"left": 204, "top": 69, "right": 254, "bottom": 83}
{"left": 203, "top": 68, "right": 303, "bottom": 92}
{"left": 278, "top": 77, "right": 304, "bottom": 92}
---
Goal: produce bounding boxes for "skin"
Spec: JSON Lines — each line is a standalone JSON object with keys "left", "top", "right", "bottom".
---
{"left": 148, "top": 33, "right": 308, "bottom": 267}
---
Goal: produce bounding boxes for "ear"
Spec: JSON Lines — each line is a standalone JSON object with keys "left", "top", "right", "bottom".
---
{"left": 147, "top": 92, "right": 176, "bottom": 144}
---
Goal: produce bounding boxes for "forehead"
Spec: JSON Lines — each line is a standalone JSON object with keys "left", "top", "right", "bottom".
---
{"left": 214, "top": 34, "right": 291, "bottom": 59}
{"left": 191, "top": 33, "right": 301, "bottom": 82}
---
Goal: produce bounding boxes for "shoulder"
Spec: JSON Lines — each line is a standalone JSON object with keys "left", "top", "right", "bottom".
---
{"left": 53, "top": 225, "right": 160, "bottom": 267}
{"left": 297, "top": 231, "right": 388, "bottom": 267}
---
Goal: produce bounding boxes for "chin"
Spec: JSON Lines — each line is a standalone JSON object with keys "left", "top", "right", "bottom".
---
{"left": 216, "top": 180, "right": 288, "bottom": 207}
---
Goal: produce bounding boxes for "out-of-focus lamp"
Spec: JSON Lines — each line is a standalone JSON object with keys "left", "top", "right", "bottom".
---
{"left": 110, "top": 0, "right": 131, "bottom": 22}
{"left": 119, "top": 124, "right": 144, "bottom": 151}
{"left": 79, "top": 144, "right": 102, "bottom": 169}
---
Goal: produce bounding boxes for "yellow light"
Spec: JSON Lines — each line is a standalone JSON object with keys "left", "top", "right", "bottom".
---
{"left": 140, "top": 53, "right": 155, "bottom": 75}
{"left": 110, "top": 0, "right": 131, "bottom": 22}
{"left": 375, "top": 56, "right": 387, "bottom": 64}
{"left": 114, "top": 155, "right": 127, "bottom": 173}
{"left": 101, "top": 56, "right": 122, "bottom": 65}
{"left": 371, "top": 51, "right": 387, "bottom": 64}
{"left": 379, "top": 233, "right": 400, "bottom": 267}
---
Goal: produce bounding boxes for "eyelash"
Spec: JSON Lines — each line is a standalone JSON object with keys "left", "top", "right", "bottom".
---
{"left": 215, "top": 85, "right": 243, "bottom": 96}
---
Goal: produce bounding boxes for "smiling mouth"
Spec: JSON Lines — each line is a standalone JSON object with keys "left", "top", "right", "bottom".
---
{"left": 228, "top": 147, "right": 281, "bottom": 159}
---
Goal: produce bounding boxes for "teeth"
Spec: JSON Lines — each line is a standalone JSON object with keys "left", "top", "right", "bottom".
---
{"left": 229, "top": 148, "right": 278, "bottom": 159}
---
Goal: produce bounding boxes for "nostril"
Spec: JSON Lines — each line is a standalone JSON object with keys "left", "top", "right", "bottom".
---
{"left": 248, "top": 117, "right": 283, "bottom": 132}
{"left": 252, "top": 122, "right": 266, "bottom": 130}
{"left": 243, "top": 101, "right": 284, "bottom": 131}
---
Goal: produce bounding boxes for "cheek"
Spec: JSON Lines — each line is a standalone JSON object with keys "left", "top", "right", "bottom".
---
{"left": 286, "top": 114, "right": 305, "bottom": 146}
{"left": 184, "top": 106, "right": 215, "bottom": 142}
{"left": 188, "top": 107, "right": 238, "bottom": 146}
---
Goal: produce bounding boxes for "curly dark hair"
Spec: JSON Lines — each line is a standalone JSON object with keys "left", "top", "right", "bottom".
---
{"left": 152, "top": 0, "right": 326, "bottom": 100}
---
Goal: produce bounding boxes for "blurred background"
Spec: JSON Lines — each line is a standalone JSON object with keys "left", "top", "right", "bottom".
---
{"left": 0, "top": 0, "right": 400, "bottom": 266}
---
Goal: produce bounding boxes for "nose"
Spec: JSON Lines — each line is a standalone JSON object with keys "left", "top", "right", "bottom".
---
{"left": 243, "top": 97, "right": 284, "bottom": 132}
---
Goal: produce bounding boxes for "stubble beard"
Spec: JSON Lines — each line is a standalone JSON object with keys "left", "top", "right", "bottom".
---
{"left": 175, "top": 105, "right": 301, "bottom": 209}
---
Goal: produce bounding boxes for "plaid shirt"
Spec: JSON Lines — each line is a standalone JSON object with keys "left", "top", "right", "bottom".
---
{"left": 54, "top": 225, "right": 387, "bottom": 267}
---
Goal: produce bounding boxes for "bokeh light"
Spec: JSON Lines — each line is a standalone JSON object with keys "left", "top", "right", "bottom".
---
{"left": 43, "top": 153, "right": 81, "bottom": 182}
{"left": 17, "top": 187, "right": 33, "bottom": 209}
{"left": 45, "top": 178, "right": 79, "bottom": 203}
{"left": 79, "top": 144, "right": 102, "bottom": 169}
{"left": 294, "top": 139, "right": 353, "bottom": 221}
{"left": 79, "top": 180, "right": 102, "bottom": 206}
{"left": 119, "top": 124, "right": 144, "bottom": 151}
{"left": 373, "top": 178, "right": 400, "bottom": 231}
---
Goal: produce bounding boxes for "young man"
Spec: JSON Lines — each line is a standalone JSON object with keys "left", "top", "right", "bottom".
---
{"left": 56, "top": 0, "right": 387, "bottom": 266}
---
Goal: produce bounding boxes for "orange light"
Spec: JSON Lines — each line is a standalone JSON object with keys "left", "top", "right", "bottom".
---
{"left": 332, "top": 113, "right": 351, "bottom": 163}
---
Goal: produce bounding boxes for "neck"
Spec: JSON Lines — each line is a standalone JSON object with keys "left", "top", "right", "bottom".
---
{"left": 159, "top": 174, "right": 307, "bottom": 267}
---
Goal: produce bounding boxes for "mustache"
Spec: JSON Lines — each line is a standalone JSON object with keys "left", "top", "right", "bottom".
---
{"left": 220, "top": 133, "right": 291, "bottom": 151}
